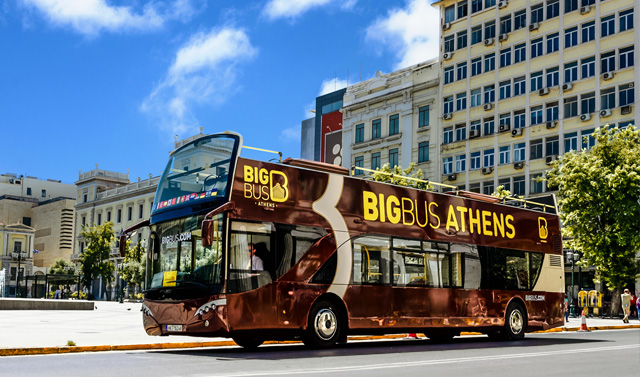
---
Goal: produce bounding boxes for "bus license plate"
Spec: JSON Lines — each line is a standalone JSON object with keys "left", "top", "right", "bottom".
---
{"left": 166, "top": 325, "right": 183, "bottom": 332}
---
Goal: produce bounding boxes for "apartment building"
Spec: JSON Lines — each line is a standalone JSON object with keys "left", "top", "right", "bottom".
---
{"left": 434, "top": 0, "right": 637, "bottom": 197}
{"left": 342, "top": 60, "right": 440, "bottom": 179}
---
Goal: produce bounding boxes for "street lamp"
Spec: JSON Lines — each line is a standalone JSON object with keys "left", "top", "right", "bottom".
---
{"left": 12, "top": 248, "right": 25, "bottom": 298}
{"left": 569, "top": 251, "right": 580, "bottom": 317}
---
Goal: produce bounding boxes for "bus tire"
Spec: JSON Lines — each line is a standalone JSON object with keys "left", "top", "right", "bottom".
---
{"left": 303, "top": 299, "right": 343, "bottom": 348}
{"left": 503, "top": 302, "right": 527, "bottom": 340}
{"left": 233, "top": 336, "right": 264, "bottom": 349}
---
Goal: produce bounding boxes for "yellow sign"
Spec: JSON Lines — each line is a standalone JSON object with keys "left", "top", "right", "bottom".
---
{"left": 243, "top": 165, "right": 289, "bottom": 206}
{"left": 162, "top": 271, "right": 177, "bottom": 287}
{"left": 363, "top": 190, "right": 516, "bottom": 239}
{"left": 538, "top": 217, "right": 548, "bottom": 243}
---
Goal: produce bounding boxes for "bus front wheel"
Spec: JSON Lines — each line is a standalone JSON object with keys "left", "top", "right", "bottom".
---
{"left": 503, "top": 302, "right": 527, "bottom": 340}
{"left": 303, "top": 299, "right": 343, "bottom": 348}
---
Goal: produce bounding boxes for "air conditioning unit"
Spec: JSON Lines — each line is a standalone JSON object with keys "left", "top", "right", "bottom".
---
{"left": 600, "top": 109, "right": 612, "bottom": 118}
{"left": 443, "top": 113, "right": 452, "bottom": 120}
{"left": 546, "top": 155, "right": 558, "bottom": 165}
{"left": 621, "top": 105, "right": 633, "bottom": 115}
{"left": 514, "top": 162, "right": 524, "bottom": 170}
{"left": 470, "top": 129, "right": 480, "bottom": 138}
{"left": 562, "top": 83, "right": 573, "bottom": 92}
{"left": 538, "top": 88, "right": 550, "bottom": 96}
{"left": 529, "top": 22, "right": 539, "bottom": 31}
{"left": 498, "top": 123, "right": 511, "bottom": 132}
{"left": 447, "top": 173, "right": 458, "bottom": 181}
{"left": 498, "top": 0, "right": 508, "bottom": 9}
{"left": 483, "top": 103, "right": 493, "bottom": 111}
{"left": 481, "top": 167, "right": 494, "bottom": 175}
{"left": 546, "top": 120, "right": 557, "bottom": 129}
{"left": 511, "top": 128, "right": 523, "bottom": 137}
{"left": 442, "top": 22, "right": 451, "bottom": 31}
{"left": 483, "top": 37, "right": 495, "bottom": 46}
{"left": 579, "top": 5, "right": 591, "bottom": 14}
{"left": 602, "top": 72, "right": 615, "bottom": 80}
{"left": 443, "top": 52, "right": 452, "bottom": 60}
{"left": 580, "top": 114, "right": 591, "bottom": 122}
{"left": 498, "top": 33, "right": 508, "bottom": 42}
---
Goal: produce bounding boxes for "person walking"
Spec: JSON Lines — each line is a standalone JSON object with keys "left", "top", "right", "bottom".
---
{"left": 636, "top": 292, "right": 640, "bottom": 321}
{"left": 621, "top": 288, "right": 632, "bottom": 323}
{"left": 564, "top": 295, "right": 569, "bottom": 322}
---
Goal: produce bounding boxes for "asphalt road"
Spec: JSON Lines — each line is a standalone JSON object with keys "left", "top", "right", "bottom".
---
{"left": 2, "top": 329, "right": 638, "bottom": 377}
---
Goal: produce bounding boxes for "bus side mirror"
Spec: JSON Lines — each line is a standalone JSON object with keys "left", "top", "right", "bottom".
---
{"left": 201, "top": 220, "right": 214, "bottom": 247}
{"left": 119, "top": 235, "right": 127, "bottom": 257}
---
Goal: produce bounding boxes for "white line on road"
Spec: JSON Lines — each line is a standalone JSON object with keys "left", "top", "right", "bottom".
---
{"left": 206, "top": 344, "right": 640, "bottom": 377}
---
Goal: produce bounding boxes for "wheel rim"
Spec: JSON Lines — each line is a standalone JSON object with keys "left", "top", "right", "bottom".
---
{"left": 314, "top": 308, "right": 337, "bottom": 340}
{"left": 509, "top": 308, "right": 523, "bottom": 334}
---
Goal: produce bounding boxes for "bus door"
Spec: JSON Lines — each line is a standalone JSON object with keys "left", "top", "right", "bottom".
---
{"left": 343, "top": 236, "right": 393, "bottom": 327}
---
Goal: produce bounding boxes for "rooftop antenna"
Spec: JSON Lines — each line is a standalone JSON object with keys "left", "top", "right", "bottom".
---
{"left": 360, "top": 62, "right": 362, "bottom": 82}
{"left": 347, "top": 66, "right": 349, "bottom": 86}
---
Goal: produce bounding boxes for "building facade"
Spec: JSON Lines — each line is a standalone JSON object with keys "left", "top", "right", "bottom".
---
{"left": 434, "top": 0, "right": 637, "bottom": 197}
{"left": 342, "top": 61, "right": 440, "bottom": 180}
{"left": 73, "top": 168, "right": 158, "bottom": 299}
{"left": 0, "top": 173, "right": 76, "bottom": 296}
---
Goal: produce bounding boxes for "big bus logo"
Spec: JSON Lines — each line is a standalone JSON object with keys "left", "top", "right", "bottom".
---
{"left": 243, "top": 165, "right": 289, "bottom": 206}
{"left": 538, "top": 217, "right": 548, "bottom": 243}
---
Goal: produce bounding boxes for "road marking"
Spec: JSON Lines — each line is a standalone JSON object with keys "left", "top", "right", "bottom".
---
{"left": 207, "top": 344, "right": 640, "bottom": 377}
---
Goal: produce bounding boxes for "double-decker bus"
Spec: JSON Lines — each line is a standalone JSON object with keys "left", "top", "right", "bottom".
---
{"left": 121, "top": 131, "right": 565, "bottom": 348}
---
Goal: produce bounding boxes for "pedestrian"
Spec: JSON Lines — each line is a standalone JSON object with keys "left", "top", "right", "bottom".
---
{"left": 630, "top": 292, "right": 638, "bottom": 319}
{"left": 621, "top": 288, "right": 631, "bottom": 323}
{"left": 636, "top": 293, "right": 640, "bottom": 321}
{"left": 564, "top": 295, "right": 569, "bottom": 322}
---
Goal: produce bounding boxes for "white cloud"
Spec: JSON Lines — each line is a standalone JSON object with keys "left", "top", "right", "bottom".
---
{"left": 280, "top": 125, "right": 301, "bottom": 142}
{"left": 366, "top": 0, "right": 439, "bottom": 70}
{"left": 318, "top": 77, "right": 348, "bottom": 96}
{"left": 141, "top": 27, "right": 257, "bottom": 138}
{"left": 22, "top": 0, "right": 199, "bottom": 36}
{"left": 263, "top": 0, "right": 356, "bottom": 20}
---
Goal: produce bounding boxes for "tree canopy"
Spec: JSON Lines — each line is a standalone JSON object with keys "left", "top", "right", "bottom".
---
{"left": 48, "top": 258, "right": 76, "bottom": 275}
{"left": 79, "top": 222, "right": 116, "bottom": 294}
{"left": 371, "top": 162, "right": 433, "bottom": 190}
{"left": 546, "top": 125, "right": 640, "bottom": 294}
{"left": 119, "top": 238, "right": 146, "bottom": 291}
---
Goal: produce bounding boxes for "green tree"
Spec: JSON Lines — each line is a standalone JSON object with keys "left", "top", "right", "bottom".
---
{"left": 491, "top": 185, "right": 512, "bottom": 199}
{"left": 119, "top": 239, "right": 146, "bottom": 294}
{"left": 545, "top": 125, "right": 640, "bottom": 315}
{"left": 79, "top": 222, "right": 116, "bottom": 300}
{"left": 49, "top": 258, "right": 76, "bottom": 275}
{"left": 371, "top": 162, "right": 433, "bottom": 190}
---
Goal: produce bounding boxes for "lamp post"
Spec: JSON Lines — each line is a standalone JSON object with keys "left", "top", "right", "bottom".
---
{"left": 569, "top": 252, "right": 580, "bottom": 317}
{"left": 12, "top": 248, "right": 24, "bottom": 298}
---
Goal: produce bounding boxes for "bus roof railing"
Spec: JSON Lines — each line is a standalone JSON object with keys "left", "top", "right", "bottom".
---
{"left": 242, "top": 145, "right": 282, "bottom": 163}
{"left": 351, "top": 166, "right": 556, "bottom": 213}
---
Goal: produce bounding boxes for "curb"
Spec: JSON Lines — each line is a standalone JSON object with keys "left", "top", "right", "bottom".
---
{"left": 2, "top": 325, "right": 638, "bottom": 357}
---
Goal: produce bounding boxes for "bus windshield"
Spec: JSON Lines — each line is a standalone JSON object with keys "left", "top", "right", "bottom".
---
{"left": 152, "top": 134, "right": 238, "bottom": 214}
{"left": 148, "top": 214, "right": 224, "bottom": 292}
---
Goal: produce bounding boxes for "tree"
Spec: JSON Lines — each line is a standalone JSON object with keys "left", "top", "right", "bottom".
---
{"left": 371, "top": 162, "right": 433, "bottom": 190}
{"left": 119, "top": 239, "right": 146, "bottom": 294}
{"left": 79, "top": 222, "right": 116, "bottom": 300}
{"left": 545, "top": 125, "right": 640, "bottom": 316}
{"left": 48, "top": 258, "right": 76, "bottom": 275}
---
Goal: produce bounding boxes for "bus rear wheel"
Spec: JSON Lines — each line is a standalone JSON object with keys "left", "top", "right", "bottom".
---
{"left": 233, "top": 336, "right": 264, "bottom": 349}
{"left": 503, "top": 302, "right": 527, "bottom": 340}
{"left": 303, "top": 299, "right": 343, "bottom": 348}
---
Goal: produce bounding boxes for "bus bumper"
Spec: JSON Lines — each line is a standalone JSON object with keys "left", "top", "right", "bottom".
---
{"left": 142, "top": 298, "right": 230, "bottom": 337}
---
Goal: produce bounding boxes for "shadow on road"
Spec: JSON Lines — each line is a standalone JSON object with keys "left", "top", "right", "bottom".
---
{"left": 153, "top": 333, "right": 612, "bottom": 361}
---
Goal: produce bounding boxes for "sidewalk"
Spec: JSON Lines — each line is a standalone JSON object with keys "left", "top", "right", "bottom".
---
{"left": 1, "top": 301, "right": 638, "bottom": 356}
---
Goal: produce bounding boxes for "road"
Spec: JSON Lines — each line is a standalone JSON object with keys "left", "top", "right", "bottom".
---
{"left": 1, "top": 329, "right": 638, "bottom": 377}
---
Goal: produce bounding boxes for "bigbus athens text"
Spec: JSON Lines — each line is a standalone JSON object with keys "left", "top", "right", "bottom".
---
{"left": 363, "top": 190, "right": 516, "bottom": 238}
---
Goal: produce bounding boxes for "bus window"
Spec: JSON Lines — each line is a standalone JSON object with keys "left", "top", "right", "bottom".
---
{"left": 352, "top": 236, "right": 390, "bottom": 285}
{"left": 529, "top": 252, "right": 544, "bottom": 288}
{"left": 227, "top": 221, "right": 273, "bottom": 293}
{"left": 391, "top": 239, "right": 450, "bottom": 288}
{"left": 423, "top": 242, "right": 450, "bottom": 288}
{"left": 274, "top": 225, "right": 326, "bottom": 279}
{"left": 450, "top": 243, "right": 481, "bottom": 289}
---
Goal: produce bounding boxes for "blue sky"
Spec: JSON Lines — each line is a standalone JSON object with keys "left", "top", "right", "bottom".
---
{"left": 0, "top": 0, "right": 439, "bottom": 185}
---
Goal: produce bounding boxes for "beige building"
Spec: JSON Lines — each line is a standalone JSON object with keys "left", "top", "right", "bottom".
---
{"left": 342, "top": 60, "right": 441, "bottom": 180}
{"left": 433, "top": 0, "right": 637, "bottom": 197}
{"left": 0, "top": 173, "right": 76, "bottom": 296}
{"left": 73, "top": 167, "right": 159, "bottom": 299}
